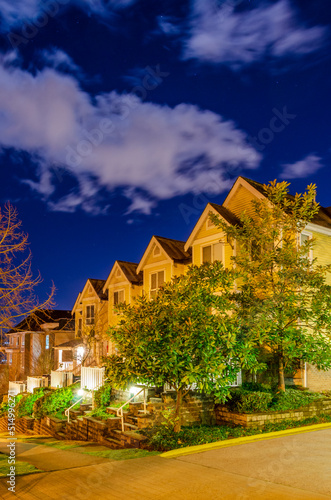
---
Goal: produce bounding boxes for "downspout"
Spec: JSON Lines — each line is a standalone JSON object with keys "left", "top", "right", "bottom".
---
{"left": 304, "top": 362, "right": 308, "bottom": 388}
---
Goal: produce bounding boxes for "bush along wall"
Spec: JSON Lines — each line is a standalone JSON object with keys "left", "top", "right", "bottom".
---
{"left": 216, "top": 385, "right": 331, "bottom": 427}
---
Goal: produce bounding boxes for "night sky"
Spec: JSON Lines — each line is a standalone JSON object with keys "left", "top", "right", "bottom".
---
{"left": 0, "top": 0, "right": 330, "bottom": 310}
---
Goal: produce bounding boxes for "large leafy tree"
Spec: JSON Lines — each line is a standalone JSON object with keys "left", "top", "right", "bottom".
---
{"left": 0, "top": 202, "right": 55, "bottom": 342}
{"left": 105, "top": 262, "right": 258, "bottom": 431}
{"left": 211, "top": 181, "right": 331, "bottom": 391}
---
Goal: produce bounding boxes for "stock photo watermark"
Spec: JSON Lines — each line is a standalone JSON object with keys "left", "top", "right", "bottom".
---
{"left": 8, "top": 0, "right": 70, "bottom": 49}
{"left": 6, "top": 390, "right": 17, "bottom": 493}
{"left": 65, "top": 65, "right": 169, "bottom": 169}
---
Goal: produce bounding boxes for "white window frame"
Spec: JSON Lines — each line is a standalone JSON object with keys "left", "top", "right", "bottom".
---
{"left": 45, "top": 334, "right": 49, "bottom": 350}
{"left": 300, "top": 230, "right": 313, "bottom": 263}
{"left": 86, "top": 305, "right": 95, "bottom": 325}
{"left": 201, "top": 242, "right": 224, "bottom": 264}
{"left": 114, "top": 289, "right": 125, "bottom": 306}
{"left": 150, "top": 269, "right": 165, "bottom": 298}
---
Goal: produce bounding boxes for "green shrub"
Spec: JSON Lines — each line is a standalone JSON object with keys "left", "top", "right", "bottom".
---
{"left": 88, "top": 408, "right": 112, "bottom": 420}
{"left": 270, "top": 387, "right": 323, "bottom": 411}
{"left": 15, "top": 389, "right": 46, "bottom": 418}
{"left": 33, "top": 386, "right": 74, "bottom": 418}
{"left": 94, "top": 383, "right": 113, "bottom": 409}
{"left": 0, "top": 401, "right": 8, "bottom": 417}
{"left": 226, "top": 388, "right": 273, "bottom": 413}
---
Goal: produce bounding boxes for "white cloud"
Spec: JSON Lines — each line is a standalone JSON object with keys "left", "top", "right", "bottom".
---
{"left": 0, "top": 0, "right": 136, "bottom": 30}
{"left": 0, "top": 57, "right": 261, "bottom": 214}
{"left": 280, "top": 154, "right": 323, "bottom": 179}
{"left": 182, "top": 0, "right": 328, "bottom": 70}
{"left": 38, "top": 47, "right": 81, "bottom": 73}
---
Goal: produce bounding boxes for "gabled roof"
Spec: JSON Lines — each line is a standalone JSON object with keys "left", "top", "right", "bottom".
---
{"left": 89, "top": 279, "right": 108, "bottom": 300}
{"left": 185, "top": 203, "right": 239, "bottom": 251}
{"left": 243, "top": 177, "right": 331, "bottom": 230}
{"left": 137, "top": 236, "right": 192, "bottom": 273}
{"left": 117, "top": 261, "right": 143, "bottom": 285}
{"left": 9, "top": 310, "right": 74, "bottom": 334}
{"left": 103, "top": 260, "right": 143, "bottom": 291}
{"left": 224, "top": 176, "right": 331, "bottom": 230}
{"left": 72, "top": 279, "right": 108, "bottom": 314}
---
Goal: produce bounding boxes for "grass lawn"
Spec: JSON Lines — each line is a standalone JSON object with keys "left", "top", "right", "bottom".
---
{"left": 15, "top": 437, "right": 159, "bottom": 460}
{"left": 0, "top": 455, "right": 42, "bottom": 477}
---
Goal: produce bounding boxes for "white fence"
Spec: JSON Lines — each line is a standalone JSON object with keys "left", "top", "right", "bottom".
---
{"left": 8, "top": 381, "right": 26, "bottom": 395}
{"left": 80, "top": 366, "right": 105, "bottom": 390}
{"left": 27, "top": 376, "right": 49, "bottom": 393}
{"left": 51, "top": 371, "right": 74, "bottom": 389}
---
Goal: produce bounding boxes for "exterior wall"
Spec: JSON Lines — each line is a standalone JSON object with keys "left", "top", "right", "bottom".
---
{"left": 224, "top": 182, "right": 260, "bottom": 219}
{"left": 307, "top": 364, "right": 331, "bottom": 392}
{"left": 311, "top": 230, "right": 331, "bottom": 285}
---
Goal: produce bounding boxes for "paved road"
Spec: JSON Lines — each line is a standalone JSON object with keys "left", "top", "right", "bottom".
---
{"left": 1, "top": 429, "right": 331, "bottom": 499}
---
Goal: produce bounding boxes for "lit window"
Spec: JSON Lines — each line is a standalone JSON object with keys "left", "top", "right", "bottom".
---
{"left": 45, "top": 335, "right": 49, "bottom": 350}
{"left": 86, "top": 305, "right": 95, "bottom": 325}
{"left": 114, "top": 290, "right": 125, "bottom": 305}
{"left": 22, "top": 335, "right": 25, "bottom": 346}
{"left": 202, "top": 243, "right": 223, "bottom": 263}
{"left": 8, "top": 353, "right": 12, "bottom": 365}
{"left": 150, "top": 270, "right": 165, "bottom": 298}
{"left": 16, "top": 337, "right": 20, "bottom": 346}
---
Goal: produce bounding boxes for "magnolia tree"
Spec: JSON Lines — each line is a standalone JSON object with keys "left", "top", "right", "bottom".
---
{"left": 211, "top": 180, "right": 331, "bottom": 391}
{"left": 105, "top": 262, "right": 259, "bottom": 431}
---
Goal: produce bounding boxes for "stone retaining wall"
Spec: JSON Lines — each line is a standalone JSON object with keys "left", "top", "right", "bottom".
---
{"left": 131, "top": 392, "right": 215, "bottom": 429}
{"left": 215, "top": 397, "right": 331, "bottom": 427}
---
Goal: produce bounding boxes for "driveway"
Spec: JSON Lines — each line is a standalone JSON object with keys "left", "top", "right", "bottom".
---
{"left": 0, "top": 428, "right": 330, "bottom": 499}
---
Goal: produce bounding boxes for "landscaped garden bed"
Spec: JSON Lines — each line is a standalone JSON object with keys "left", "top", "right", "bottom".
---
{"left": 141, "top": 414, "right": 331, "bottom": 451}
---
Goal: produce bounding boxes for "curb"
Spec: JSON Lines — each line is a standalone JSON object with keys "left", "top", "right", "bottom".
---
{"left": 160, "top": 422, "right": 331, "bottom": 458}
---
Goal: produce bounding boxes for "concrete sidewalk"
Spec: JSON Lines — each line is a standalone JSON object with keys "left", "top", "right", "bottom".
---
{"left": 0, "top": 428, "right": 330, "bottom": 499}
{"left": 0, "top": 439, "right": 111, "bottom": 472}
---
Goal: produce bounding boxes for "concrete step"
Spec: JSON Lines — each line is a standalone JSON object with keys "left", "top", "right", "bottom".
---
{"left": 124, "top": 423, "right": 138, "bottom": 431}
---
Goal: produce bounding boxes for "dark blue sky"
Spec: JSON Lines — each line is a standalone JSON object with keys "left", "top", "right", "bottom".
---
{"left": 0, "top": 0, "right": 330, "bottom": 309}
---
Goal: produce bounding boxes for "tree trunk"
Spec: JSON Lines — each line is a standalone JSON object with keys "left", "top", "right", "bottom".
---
{"left": 174, "top": 387, "right": 183, "bottom": 432}
{"left": 278, "top": 355, "right": 285, "bottom": 392}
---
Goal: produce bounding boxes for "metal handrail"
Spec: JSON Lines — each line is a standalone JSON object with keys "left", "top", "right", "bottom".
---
{"left": 65, "top": 397, "right": 84, "bottom": 423}
{"left": 116, "top": 388, "right": 147, "bottom": 432}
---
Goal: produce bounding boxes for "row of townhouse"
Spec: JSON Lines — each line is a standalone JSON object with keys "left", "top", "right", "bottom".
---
{"left": 70, "top": 176, "right": 331, "bottom": 392}
{"left": 2, "top": 176, "right": 331, "bottom": 392}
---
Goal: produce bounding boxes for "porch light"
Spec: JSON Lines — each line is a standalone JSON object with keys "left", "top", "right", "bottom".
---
{"left": 77, "top": 389, "right": 85, "bottom": 396}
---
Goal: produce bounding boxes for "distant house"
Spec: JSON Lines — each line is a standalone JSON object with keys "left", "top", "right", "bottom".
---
{"left": 1, "top": 310, "right": 75, "bottom": 380}
{"left": 72, "top": 279, "right": 108, "bottom": 367}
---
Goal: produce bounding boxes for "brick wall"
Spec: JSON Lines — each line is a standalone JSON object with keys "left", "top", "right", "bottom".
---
{"left": 307, "top": 364, "right": 331, "bottom": 392}
{"left": 215, "top": 397, "right": 331, "bottom": 428}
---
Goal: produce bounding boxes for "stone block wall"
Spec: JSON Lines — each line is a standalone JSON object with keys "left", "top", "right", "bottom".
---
{"left": 133, "top": 392, "right": 215, "bottom": 429}
{"left": 215, "top": 397, "right": 331, "bottom": 428}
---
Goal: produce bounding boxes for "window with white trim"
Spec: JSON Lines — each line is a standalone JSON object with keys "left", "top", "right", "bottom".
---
{"left": 150, "top": 270, "right": 165, "bottom": 298}
{"left": 86, "top": 305, "right": 95, "bottom": 325}
{"left": 300, "top": 232, "right": 313, "bottom": 262}
{"left": 114, "top": 290, "right": 125, "bottom": 305}
{"left": 202, "top": 242, "right": 223, "bottom": 264}
{"left": 45, "top": 334, "right": 49, "bottom": 350}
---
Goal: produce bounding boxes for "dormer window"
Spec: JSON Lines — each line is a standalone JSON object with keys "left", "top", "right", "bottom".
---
{"left": 86, "top": 305, "right": 95, "bottom": 325}
{"left": 114, "top": 290, "right": 125, "bottom": 305}
{"left": 300, "top": 232, "right": 313, "bottom": 262}
{"left": 150, "top": 270, "right": 165, "bottom": 298}
{"left": 202, "top": 242, "right": 223, "bottom": 264}
{"left": 116, "top": 268, "right": 122, "bottom": 278}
